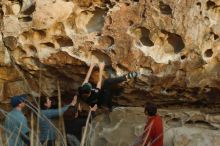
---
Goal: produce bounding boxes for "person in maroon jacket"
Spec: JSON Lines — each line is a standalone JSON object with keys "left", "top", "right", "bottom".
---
{"left": 135, "top": 103, "right": 163, "bottom": 146}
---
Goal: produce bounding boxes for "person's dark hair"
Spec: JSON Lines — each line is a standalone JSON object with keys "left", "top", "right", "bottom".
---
{"left": 78, "top": 86, "right": 91, "bottom": 95}
{"left": 40, "top": 96, "right": 48, "bottom": 110}
{"left": 144, "top": 102, "right": 157, "bottom": 116}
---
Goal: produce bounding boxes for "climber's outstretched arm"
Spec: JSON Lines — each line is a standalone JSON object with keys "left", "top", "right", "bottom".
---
{"left": 96, "top": 62, "right": 105, "bottom": 89}
{"left": 82, "top": 63, "right": 95, "bottom": 85}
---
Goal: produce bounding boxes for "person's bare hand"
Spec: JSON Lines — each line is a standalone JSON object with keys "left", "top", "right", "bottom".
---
{"left": 90, "top": 104, "right": 98, "bottom": 112}
{"left": 71, "top": 95, "right": 77, "bottom": 106}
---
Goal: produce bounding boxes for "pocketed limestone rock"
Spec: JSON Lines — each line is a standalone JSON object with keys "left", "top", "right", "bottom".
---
{"left": 0, "top": 0, "right": 219, "bottom": 108}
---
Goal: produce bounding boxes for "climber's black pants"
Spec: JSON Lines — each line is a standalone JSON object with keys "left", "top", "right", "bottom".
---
{"left": 99, "top": 75, "right": 127, "bottom": 110}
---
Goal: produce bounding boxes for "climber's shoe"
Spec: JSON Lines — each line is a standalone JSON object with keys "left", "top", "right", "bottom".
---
{"left": 126, "top": 71, "right": 138, "bottom": 80}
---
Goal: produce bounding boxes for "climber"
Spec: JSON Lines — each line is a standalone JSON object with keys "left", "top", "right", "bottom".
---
{"left": 78, "top": 62, "right": 138, "bottom": 111}
{"left": 134, "top": 102, "right": 163, "bottom": 146}
{"left": 63, "top": 100, "right": 97, "bottom": 146}
{"left": 38, "top": 95, "right": 77, "bottom": 146}
{"left": 4, "top": 94, "right": 30, "bottom": 146}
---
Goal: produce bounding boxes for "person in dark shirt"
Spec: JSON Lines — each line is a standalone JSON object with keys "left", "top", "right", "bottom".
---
{"left": 78, "top": 62, "right": 138, "bottom": 111}
{"left": 63, "top": 101, "right": 97, "bottom": 146}
{"left": 39, "top": 95, "right": 77, "bottom": 146}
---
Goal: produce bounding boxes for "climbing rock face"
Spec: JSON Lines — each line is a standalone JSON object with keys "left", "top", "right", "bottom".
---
{"left": 0, "top": 0, "right": 220, "bottom": 107}
{"left": 87, "top": 107, "right": 220, "bottom": 146}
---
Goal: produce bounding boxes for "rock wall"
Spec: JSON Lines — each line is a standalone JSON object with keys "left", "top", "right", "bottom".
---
{"left": 0, "top": 0, "right": 220, "bottom": 107}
